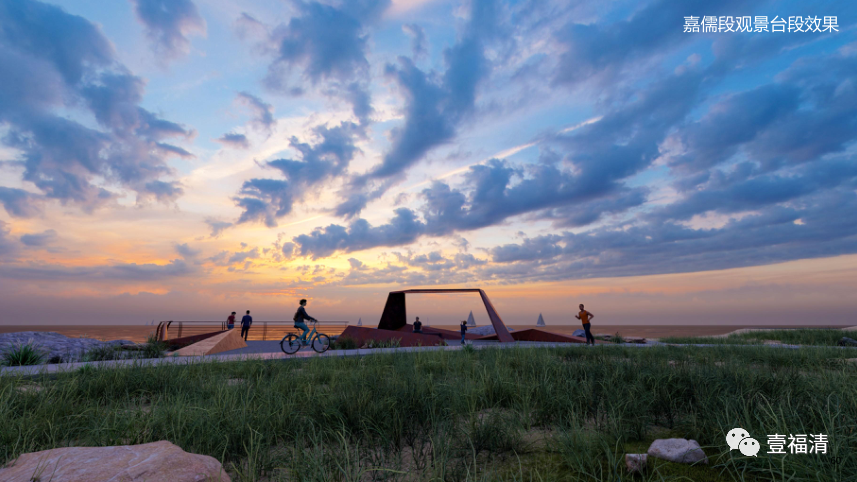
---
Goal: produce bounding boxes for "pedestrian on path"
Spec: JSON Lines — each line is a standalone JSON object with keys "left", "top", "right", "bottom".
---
{"left": 226, "top": 312, "right": 236, "bottom": 330}
{"left": 460, "top": 320, "right": 468, "bottom": 345}
{"left": 241, "top": 310, "right": 253, "bottom": 341}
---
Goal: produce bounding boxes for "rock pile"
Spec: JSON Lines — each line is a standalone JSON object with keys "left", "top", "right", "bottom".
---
{"left": 0, "top": 331, "right": 137, "bottom": 363}
{"left": 838, "top": 337, "right": 857, "bottom": 347}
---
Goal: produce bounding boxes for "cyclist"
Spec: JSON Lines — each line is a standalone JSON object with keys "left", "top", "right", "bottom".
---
{"left": 293, "top": 299, "right": 317, "bottom": 344}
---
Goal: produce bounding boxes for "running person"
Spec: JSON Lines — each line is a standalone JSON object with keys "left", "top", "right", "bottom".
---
{"left": 575, "top": 304, "right": 596, "bottom": 346}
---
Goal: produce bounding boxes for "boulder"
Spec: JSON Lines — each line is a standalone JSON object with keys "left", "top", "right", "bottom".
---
{"left": 625, "top": 453, "right": 647, "bottom": 473}
{"left": 572, "top": 329, "right": 585, "bottom": 337}
{"left": 0, "top": 441, "right": 230, "bottom": 482}
{"left": 647, "top": 438, "right": 708, "bottom": 465}
{"left": 838, "top": 337, "right": 857, "bottom": 347}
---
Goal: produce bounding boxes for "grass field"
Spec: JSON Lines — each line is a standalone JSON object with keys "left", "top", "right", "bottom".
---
{"left": 661, "top": 328, "right": 853, "bottom": 347}
{"left": 2, "top": 342, "right": 856, "bottom": 481}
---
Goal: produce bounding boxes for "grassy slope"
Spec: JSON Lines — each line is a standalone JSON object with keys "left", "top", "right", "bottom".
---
{"left": 661, "top": 328, "right": 852, "bottom": 346}
{"left": 2, "top": 344, "right": 856, "bottom": 481}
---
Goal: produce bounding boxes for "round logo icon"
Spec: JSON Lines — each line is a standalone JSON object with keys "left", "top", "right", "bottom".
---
{"left": 739, "top": 437, "right": 760, "bottom": 457}
{"left": 726, "top": 428, "right": 751, "bottom": 450}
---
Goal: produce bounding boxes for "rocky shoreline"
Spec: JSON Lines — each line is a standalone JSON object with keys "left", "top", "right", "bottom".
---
{"left": 0, "top": 331, "right": 138, "bottom": 364}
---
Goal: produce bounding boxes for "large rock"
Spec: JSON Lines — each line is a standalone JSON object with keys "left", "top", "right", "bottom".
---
{"left": 647, "top": 438, "right": 708, "bottom": 465}
{"left": 0, "top": 441, "right": 230, "bottom": 482}
{"left": 572, "top": 329, "right": 585, "bottom": 337}
{"left": 838, "top": 337, "right": 857, "bottom": 347}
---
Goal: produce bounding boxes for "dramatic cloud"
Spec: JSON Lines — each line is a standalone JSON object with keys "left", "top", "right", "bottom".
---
{"left": 0, "top": 221, "right": 16, "bottom": 259}
{"left": 216, "top": 133, "right": 250, "bottom": 149}
{"left": 294, "top": 208, "right": 425, "bottom": 259}
{"left": 263, "top": 0, "right": 387, "bottom": 88}
{"left": 205, "top": 219, "right": 233, "bottom": 238}
{"left": 483, "top": 188, "right": 857, "bottom": 281}
{"left": 235, "top": 92, "right": 275, "bottom": 133}
{"left": 255, "top": 0, "right": 387, "bottom": 122}
{"left": 336, "top": 0, "right": 502, "bottom": 217}
{"left": 234, "top": 121, "right": 363, "bottom": 226}
{"left": 402, "top": 23, "right": 427, "bottom": 60}
{"left": 291, "top": 19, "right": 857, "bottom": 282}
{"left": 552, "top": 0, "right": 751, "bottom": 88}
{"left": 20, "top": 229, "right": 58, "bottom": 248}
{"left": 0, "top": 0, "right": 191, "bottom": 216}
{"left": 0, "top": 187, "right": 42, "bottom": 218}
{"left": 0, "top": 259, "right": 195, "bottom": 282}
{"left": 131, "top": 0, "right": 206, "bottom": 63}
{"left": 174, "top": 242, "right": 200, "bottom": 259}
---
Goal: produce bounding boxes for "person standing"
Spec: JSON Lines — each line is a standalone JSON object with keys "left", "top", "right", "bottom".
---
{"left": 460, "top": 319, "right": 468, "bottom": 345}
{"left": 294, "top": 299, "right": 317, "bottom": 343}
{"left": 226, "top": 312, "right": 236, "bottom": 330}
{"left": 240, "top": 310, "right": 253, "bottom": 341}
{"left": 575, "top": 304, "right": 596, "bottom": 346}
{"left": 413, "top": 316, "right": 423, "bottom": 334}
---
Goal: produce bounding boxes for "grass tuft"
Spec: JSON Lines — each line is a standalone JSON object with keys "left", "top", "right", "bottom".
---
{"left": 1, "top": 342, "right": 45, "bottom": 366}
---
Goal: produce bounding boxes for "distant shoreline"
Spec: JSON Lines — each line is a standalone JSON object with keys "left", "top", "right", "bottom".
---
{"left": 1, "top": 324, "right": 853, "bottom": 343}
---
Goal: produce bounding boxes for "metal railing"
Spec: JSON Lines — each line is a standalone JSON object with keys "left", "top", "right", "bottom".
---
{"left": 155, "top": 320, "right": 352, "bottom": 342}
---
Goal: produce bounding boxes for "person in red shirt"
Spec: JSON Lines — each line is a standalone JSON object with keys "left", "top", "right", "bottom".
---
{"left": 575, "top": 304, "right": 595, "bottom": 346}
{"left": 226, "top": 312, "right": 236, "bottom": 330}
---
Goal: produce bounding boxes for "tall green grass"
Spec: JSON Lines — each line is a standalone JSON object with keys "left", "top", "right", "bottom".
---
{"left": 1, "top": 345, "right": 855, "bottom": 481}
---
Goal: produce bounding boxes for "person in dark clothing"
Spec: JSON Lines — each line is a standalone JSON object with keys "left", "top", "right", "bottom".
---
{"left": 226, "top": 312, "right": 236, "bottom": 330}
{"left": 575, "top": 304, "right": 596, "bottom": 346}
{"left": 294, "top": 299, "right": 317, "bottom": 343}
{"left": 460, "top": 320, "right": 467, "bottom": 345}
{"left": 240, "top": 310, "right": 252, "bottom": 341}
{"left": 413, "top": 317, "right": 423, "bottom": 334}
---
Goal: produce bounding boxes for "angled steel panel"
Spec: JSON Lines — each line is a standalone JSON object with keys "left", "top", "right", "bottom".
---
{"left": 378, "top": 288, "right": 515, "bottom": 343}
{"left": 378, "top": 292, "right": 407, "bottom": 330}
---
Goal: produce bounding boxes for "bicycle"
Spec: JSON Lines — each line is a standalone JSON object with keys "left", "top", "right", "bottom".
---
{"left": 280, "top": 320, "right": 331, "bottom": 354}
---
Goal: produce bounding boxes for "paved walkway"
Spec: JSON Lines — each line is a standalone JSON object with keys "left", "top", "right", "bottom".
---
{"left": 0, "top": 340, "right": 827, "bottom": 378}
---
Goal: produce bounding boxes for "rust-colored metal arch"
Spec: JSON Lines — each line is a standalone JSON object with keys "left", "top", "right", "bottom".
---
{"left": 377, "top": 289, "right": 515, "bottom": 343}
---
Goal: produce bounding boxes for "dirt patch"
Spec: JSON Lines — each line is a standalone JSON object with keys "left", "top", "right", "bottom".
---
{"left": 16, "top": 384, "right": 43, "bottom": 394}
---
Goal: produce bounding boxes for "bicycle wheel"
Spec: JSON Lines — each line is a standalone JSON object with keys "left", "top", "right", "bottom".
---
{"left": 280, "top": 334, "right": 301, "bottom": 354}
{"left": 312, "top": 333, "right": 331, "bottom": 353}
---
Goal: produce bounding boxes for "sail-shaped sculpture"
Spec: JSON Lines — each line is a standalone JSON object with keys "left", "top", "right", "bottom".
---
{"left": 536, "top": 313, "right": 546, "bottom": 326}
{"left": 467, "top": 311, "right": 476, "bottom": 327}
{"left": 357, "top": 318, "right": 362, "bottom": 326}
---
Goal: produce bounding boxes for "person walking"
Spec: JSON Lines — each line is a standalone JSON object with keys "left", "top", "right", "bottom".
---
{"left": 460, "top": 319, "right": 468, "bottom": 345}
{"left": 413, "top": 316, "right": 423, "bottom": 334}
{"left": 226, "top": 311, "right": 236, "bottom": 330}
{"left": 575, "top": 304, "right": 596, "bottom": 346}
{"left": 240, "top": 310, "right": 253, "bottom": 341}
{"left": 294, "top": 299, "right": 317, "bottom": 343}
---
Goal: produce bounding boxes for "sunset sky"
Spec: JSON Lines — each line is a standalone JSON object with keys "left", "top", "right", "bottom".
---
{"left": 1, "top": 0, "right": 856, "bottom": 326}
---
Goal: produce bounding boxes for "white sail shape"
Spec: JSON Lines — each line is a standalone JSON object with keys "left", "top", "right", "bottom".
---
{"left": 467, "top": 311, "right": 476, "bottom": 327}
{"left": 536, "top": 313, "right": 546, "bottom": 326}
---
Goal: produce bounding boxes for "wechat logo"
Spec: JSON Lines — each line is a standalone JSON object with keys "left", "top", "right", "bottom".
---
{"left": 727, "top": 428, "right": 760, "bottom": 457}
